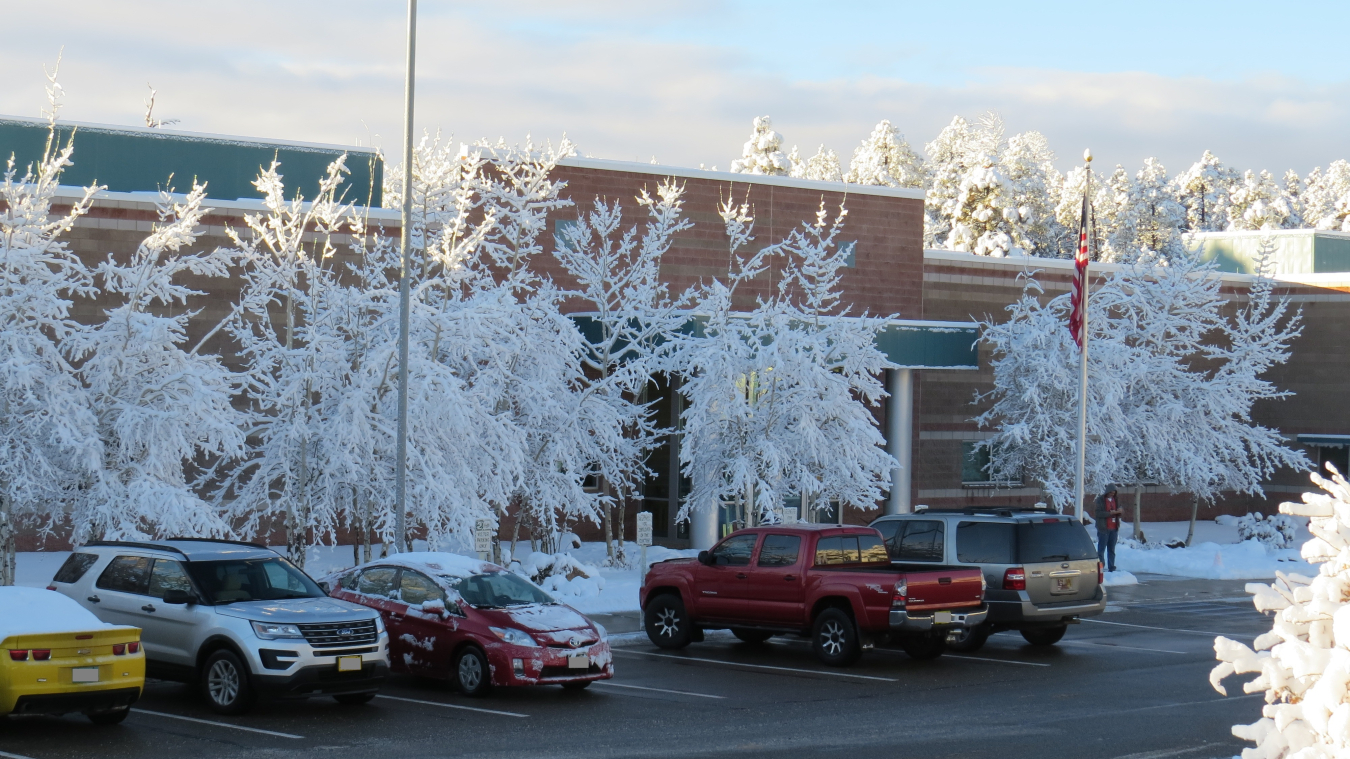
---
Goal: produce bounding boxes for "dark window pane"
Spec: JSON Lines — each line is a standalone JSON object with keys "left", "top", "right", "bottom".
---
{"left": 962, "top": 442, "right": 990, "bottom": 483}
{"left": 1016, "top": 521, "right": 1097, "bottom": 562}
{"left": 148, "top": 560, "right": 193, "bottom": 599}
{"left": 872, "top": 520, "right": 901, "bottom": 557}
{"left": 712, "top": 535, "right": 757, "bottom": 566}
{"left": 186, "top": 558, "right": 326, "bottom": 604}
{"left": 956, "top": 522, "right": 1016, "bottom": 564}
{"left": 757, "top": 535, "right": 801, "bottom": 567}
{"left": 452, "top": 572, "right": 554, "bottom": 608}
{"left": 898, "top": 520, "right": 946, "bottom": 562}
{"left": 858, "top": 535, "right": 889, "bottom": 564}
{"left": 96, "top": 556, "right": 152, "bottom": 595}
{"left": 838, "top": 536, "right": 861, "bottom": 564}
{"left": 399, "top": 571, "right": 445, "bottom": 606}
{"left": 814, "top": 536, "right": 841, "bottom": 565}
{"left": 54, "top": 553, "right": 98, "bottom": 584}
{"left": 357, "top": 567, "right": 400, "bottom": 598}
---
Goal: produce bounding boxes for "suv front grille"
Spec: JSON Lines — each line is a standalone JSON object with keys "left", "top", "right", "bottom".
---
{"left": 296, "top": 620, "right": 379, "bottom": 648}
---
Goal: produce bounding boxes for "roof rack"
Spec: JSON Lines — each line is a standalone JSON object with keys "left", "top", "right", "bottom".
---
{"left": 84, "top": 540, "right": 188, "bottom": 556}
{"left": 165, "top": 537, "right": 272, "bottom": 551}
{"left": 919, "top": 505, "right": 1059, "bottom": 517}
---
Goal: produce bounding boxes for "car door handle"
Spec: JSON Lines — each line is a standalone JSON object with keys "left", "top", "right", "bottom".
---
{"left": 736, "top": 573, "right": 747, "bottom": 579}
{"left": 87, "top": 595, "right": 100, "bottom": 603}
{"left": 141, "top": 604, "right": 157, "bottom": 613}
{"left": 783, "top": 575, "right": 797, "bottom": 581}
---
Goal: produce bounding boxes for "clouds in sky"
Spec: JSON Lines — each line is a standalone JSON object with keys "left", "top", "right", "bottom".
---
{"left": 2, "top": 0, "right": 1347, "bottom": 180}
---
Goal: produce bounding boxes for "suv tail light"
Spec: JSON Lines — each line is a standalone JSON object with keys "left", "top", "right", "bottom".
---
{"left": 9, "top": 650, "right": 28, "bottom": 661}
{"left": 127, "top": 641, "right": 140, "bottom": 654}
{"left": 112, "top": 643, "right": 127, "bottom": 656}
{"left": 891, "top": 579, "right": 908, "bottom": 608}
{"left": 31, "top": 650, "right": 51, "bottom": 661}
{"left": 1098, "top": 561, "right": 1104, "bottom": 585}
{"left": 1003, "top": 568, "right": 1026, "bottom": 591}
{"left": 46, "top": 585, "right": 57, "bottom": 591}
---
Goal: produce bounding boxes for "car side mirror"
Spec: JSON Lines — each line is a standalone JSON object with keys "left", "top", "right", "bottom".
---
{"left": 317, "top": 581, "right": 332, "bottom": 595}
{"left": 697, "top": 551, "right": 713, "bottom": 566}
{"left": 162, "top": 589, "right": 195, "bottom": 605}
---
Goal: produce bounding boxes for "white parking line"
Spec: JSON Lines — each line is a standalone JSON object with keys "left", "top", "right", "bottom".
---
{"left": 1062, "top": 640, "right": 1188, "bottom": 655}
{"left": 1083, "top": 618, "right": 1235, "bottom": 637}
{"left": 376, "top": 694, "right": 529, "bottom": 718}
{"left": 132, "top": 709, "right": 303, "bottom": 739}
{"left": 1106, "top": 742, "right": 1228, "bottom": 759}
{"left": 944, "top": 654, "right": 1050, "bottom": 668}
{"left": 0, "top": 750, "right": 39, "bottom": 759}
{"left": 614, "top": 650, "right": 898, "bottom": 682}
{"left": 592, "top": 681, "right": 726, "bottom": 699}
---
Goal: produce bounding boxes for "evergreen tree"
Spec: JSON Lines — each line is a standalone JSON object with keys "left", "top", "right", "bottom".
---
{"left": 789, "top": 144, "right": 844, "bottom": 182}
{"left": 844, "top": 119, "right": 924, "bottom": 188}
{"left": 730, "top": 116, "right": 792, "bottom": 176}
{"left": 1174, "top": 150, "right": 1237, "bottom": 232}
{"left": 1132, "top": 158, "right": 1186, "bottom": 259}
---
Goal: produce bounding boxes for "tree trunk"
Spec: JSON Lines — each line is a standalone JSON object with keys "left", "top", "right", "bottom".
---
{"left": 601, "top": 479, "right": 614, "bottom": 561}
{"left": 291, "top": 441, "right": 310, "bottom": 570}
{"left": 509, "top": 510, "right": 523, "bottom": 562}
{"left": 614, "top": 487, "right": 627, "bottom": 563}
{"left": 1133, "top": 484, "right": 1144, "bottom": 542}
{"left": 1185, "top": 495, "right": 1199, "bottom": 546}
{"left": 361, "top": 489, "right": 372, "bottom": 564}
{"left": 0, "top": 494, "right": 14, "bottom": 587}
{"left": 746, "top": 482, "right": 756, "bottom": 527}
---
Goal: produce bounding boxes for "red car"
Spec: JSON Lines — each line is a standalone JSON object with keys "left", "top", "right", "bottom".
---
{"left": 323, "top": 553, "right": 612, "bottom": 696}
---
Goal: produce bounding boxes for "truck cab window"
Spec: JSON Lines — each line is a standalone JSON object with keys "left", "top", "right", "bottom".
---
{"left": 712, "top": 534, "right": 757, "bottom": 566}
{"left": 757, "top": 535, "right": 802, "bottom": 567}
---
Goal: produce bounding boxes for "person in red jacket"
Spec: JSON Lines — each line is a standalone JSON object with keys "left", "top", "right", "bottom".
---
{"left": 1094, "top": 484, "right": 1122, "bottom": 572}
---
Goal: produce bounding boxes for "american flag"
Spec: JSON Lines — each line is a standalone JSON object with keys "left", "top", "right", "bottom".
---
{"left": 1068, "top": 192, "right": 1089, "bottom": 349}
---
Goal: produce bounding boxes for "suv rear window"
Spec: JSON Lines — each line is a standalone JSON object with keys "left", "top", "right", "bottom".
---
{"left": 1016, "top": 521, "right": 1097, "bottom": 562}
{"left": 956, "top": 522, "right": 1014, "bottom": 564}
{"left": 53, "top": 553, "right": 98, "bottom": 584}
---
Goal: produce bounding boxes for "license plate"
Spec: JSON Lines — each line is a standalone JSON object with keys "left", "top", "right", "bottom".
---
{"left": 934, "top": 611, "right": 952, "bottom": 625}
{"left": 337, "top": 655, "right": 362, "bottom": 672}
{"left": 567, "top": 654, "right": 589, "bottom": 670}
{"left": 72, "top": 667, "right": 99, "bottom": 683}
{"left": 1054, "top": 577, "right": 1075, "bottom": 594}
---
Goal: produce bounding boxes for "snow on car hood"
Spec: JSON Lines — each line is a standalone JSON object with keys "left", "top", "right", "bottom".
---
{"left": 479, "top": 603, "right": 592, "bottom": 633}
{"left": 214, "top": 596, "right": 376, "bottom": 623}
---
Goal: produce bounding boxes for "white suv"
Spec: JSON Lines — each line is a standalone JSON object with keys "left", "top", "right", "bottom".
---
{"left": 49, "top": 539, "right": 389, "bottom": 714}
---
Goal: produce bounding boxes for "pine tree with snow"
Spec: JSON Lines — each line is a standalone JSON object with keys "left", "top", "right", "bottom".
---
{"left": 68, "top": 184, "right": 247, "bottom": 543}
{"left": 1229, "top": 170, "right": 1289, "bottom": 231}
{"left": 1000, "top": 131, "right": 1064, "bottom": 257}
{"left": 923, "top": 115, "right": 980, "bottom": 248}
{"left": 1130, "top": 158, "right": 1187, "bottom": 259}
{"left": 0, "top": 78, "right": 101, "bottom": 584}
{"left": 1174, "top": 150, "right": 1237, "bottom": 232}
{"left": 1095, "top": 164, "right": 1139, "bottom": 262}
{"left": 1211, "top": 464, "right": 1350, "bottom": 758}
{"left": 730, "top": 116, "right": 792, "bottom": 176}
{"left": 1307, "top": 160, "right": 1350, "bottom": 231}
{"left": 1281, "top": 170, "right": 1306, "bottom": 229}
{"left": 844, "top": 120, "right": 925, "bottom": 188}
{"left": 789, "top": 145, "right": 844, "bottom": 183}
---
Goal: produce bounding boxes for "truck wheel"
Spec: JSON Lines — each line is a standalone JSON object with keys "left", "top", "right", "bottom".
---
{"left": 812, "top": 608, "right": 861, "bottom": 666}
{"left": 86, "top": 707, "right": 130, "bottom": 725}
{"left": 947, "top": 625, "right": 990, "bottom": 652}
{"left": 732, "top": 628, "right": 773, "bottom": 644}
{"left": 644, "top": 593, "right": 692, "bottom": 649}
{"left": 454, "top": 646, "right": 493, "bottom": 697}
{"left": 900, "top": 634, "right": 946, "bottom": 660}
{"left": 201, "top": 649, "right": 256, "bottom": 715}
{"left": 1021, "top": 625, "right": 1067, "bottom": 646}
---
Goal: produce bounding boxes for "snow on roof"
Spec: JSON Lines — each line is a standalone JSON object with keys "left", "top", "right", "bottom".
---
{"left": 372, "top": 552, "right": 496, "bottom": 579}
{"left": 0, "top": 587, "right": 112, "bottom": 640}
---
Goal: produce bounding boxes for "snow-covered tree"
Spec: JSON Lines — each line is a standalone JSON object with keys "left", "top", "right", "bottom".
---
{"left": 1132, "top": 158, "right": 1187, "bottom": 260}
{"left": 671, "top": 200, "right": 896, "bottom": 525}
{"left": 1229, "top": 170, "right": 1289, "bottom": 231}
{"left": 1305, "top": 160, "right": 1350, "bottom": 231}
{"left": 923, "top": 115, "right": 982, "bottom": 248}
{"left": 844, "top": 120, "right": 925, "bottom": 188}
{"left": 730, "top": 116, "right": 791, "bottom": 176}
{"left": 553, "top": 179, "right": 693, "bottom": 561}
{"left": 68, "top": 184, "right": 246, "bottom": 543}
{"left": 1211, "top": 465, "right": 1350, "bottom": 758}
{"left": 788, "top": 145, "right": 843, "bottom": 183}
{"left": 1000, "top": 131, "right": 1063, "bottom": 257}
{"left": 1280, "top": 170, "right": 1306, "bottom": 229}
{"left": 978, "top": 252, "right": 1307, "bottom": 514}
{"left": 1095, "top": 164, "right": 1139, "bottom": 262}
{"left": 0, "top": 84, "right": 100, "bottom": 584}
{"left": 1174, "top": 150, "right": 1237, "bottom": 232}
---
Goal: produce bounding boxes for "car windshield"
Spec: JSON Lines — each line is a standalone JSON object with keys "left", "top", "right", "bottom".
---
{"left": 186, "top": 557, "right": 326, "bottom": 605}
{"left": 450, "top": 571, "right": 554, "bottom": 609}
{"left": 1016, "top": 521, "right": 1097, "bottom": 563}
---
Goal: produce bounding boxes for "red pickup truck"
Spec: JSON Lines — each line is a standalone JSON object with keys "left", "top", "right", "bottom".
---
{"left": 640, "top": 524, "right": 987, "bottom": 666}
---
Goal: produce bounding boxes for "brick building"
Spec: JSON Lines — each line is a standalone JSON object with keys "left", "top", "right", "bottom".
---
{"left": 4, "top": 116, "right": 1344, "bottom": 549}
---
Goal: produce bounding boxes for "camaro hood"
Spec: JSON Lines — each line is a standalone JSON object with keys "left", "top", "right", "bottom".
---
{"left": 214, "top": 596, "right": 376, "bottom": 623}
{"left": 475, "top": 604, "right": 592, "bottom": 633}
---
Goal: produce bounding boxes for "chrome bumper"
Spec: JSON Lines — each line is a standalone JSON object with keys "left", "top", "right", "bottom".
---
{"left": 889, "top": 605, "right": 988, "bottom": 633}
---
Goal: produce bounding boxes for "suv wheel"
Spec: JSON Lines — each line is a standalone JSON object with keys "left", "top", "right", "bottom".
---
{"left": 454, "top": 646, "right": 492, "bottom": 697}
{"left": 899, "top": 634, "right": 946, "bottom": 660}
{"left": 947, "top": 624, "right": 990, "bottom": 652}
{"left": 812, "top": 608, "right": 861, "bottom": 666}
{"left": 202, "top": 649, "right": 255, "bottom": 715}
{"left": 1021, "top": 625, "right": 1067, "bottom": 646}
{"left": 644, "top": 594, "right": 692, "bottom": 649}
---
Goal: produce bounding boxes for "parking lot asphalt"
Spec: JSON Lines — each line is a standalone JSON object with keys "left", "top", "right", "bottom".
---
{"left": 1, "top": 575, "right": 1271, "bottom": 759}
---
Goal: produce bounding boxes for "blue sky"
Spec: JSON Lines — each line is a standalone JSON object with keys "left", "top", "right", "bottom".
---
{"left": 1, "top": 1, "right": 1346, "bottom": 179}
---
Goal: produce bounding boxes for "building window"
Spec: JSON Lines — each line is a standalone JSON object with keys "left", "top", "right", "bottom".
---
{"left": 961, "top": 442, "right": 1021, "bottom": 487}
{"left": 554, "top": 219, "right": 579, "bottom": 251}
{"left": 839, "top": 241, "right": 856, "bottom": 268}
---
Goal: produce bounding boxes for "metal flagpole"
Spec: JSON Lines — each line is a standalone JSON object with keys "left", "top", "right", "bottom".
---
{"left": 394, "top": 0, "right": 417, "bottom": 553}
{"left": 1072, "top": 149, "right": 1093, "bottom": 521}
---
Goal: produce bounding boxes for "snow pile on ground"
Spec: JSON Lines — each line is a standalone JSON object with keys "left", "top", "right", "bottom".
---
{"left": 1211, "top": 470, "right": 1350, "bottom": 759}
{"left": 1102, "top": 570, "right": 1138, "bottom": 587}
{"left": 1224, "top": 512, "right": 1301, "bottom": 549}
{"left": 0, "top": 587, "right": 112, "bottom": 639}
{"left": 509, "top": 551, "right": 605, "bottom": 601}
{"left": 1115, "top": 539, "right": 1314, "bottom": 581}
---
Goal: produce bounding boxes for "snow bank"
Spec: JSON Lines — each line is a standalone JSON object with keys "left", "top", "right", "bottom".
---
{"left": 1115, "top": 539, "right": 1314, "bottom": 581}
{"left": 0, "top": 587, "right": 111, "bottom": 639}
{"left": 1102, "top": 571, "right": 1138, "bottom": 587}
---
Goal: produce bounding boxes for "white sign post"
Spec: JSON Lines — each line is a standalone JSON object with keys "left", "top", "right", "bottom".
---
{"left": 636, "top": 512, "right": 653, "bottom": 582}
{"left": 779, "top": 506, "right": 797, "bottom": 524}
{"left": 474, "top": 519, "right": 494, "bottom": 560}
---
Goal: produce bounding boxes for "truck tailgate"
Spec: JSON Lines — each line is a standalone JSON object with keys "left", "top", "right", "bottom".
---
{"left": 903, "top": 569, "right": 983, "bottom": 611}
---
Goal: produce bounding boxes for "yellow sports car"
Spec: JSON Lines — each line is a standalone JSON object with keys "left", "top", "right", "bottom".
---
{"left": 1, "top": 586, "right": 144, "bottom": 724}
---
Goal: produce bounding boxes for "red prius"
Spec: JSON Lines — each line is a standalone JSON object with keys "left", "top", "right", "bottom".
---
{"left": 323, "top": 553, "right": 611, "bottom": 696}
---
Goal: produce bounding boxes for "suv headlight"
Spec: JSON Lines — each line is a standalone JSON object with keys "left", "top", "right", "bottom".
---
{"left": 488, "top": 626, "right": 539, "bottom": 648}
{"left": 251, "top": 621, "right": 304, "bottom": 640}
{"left": 373, "top": 615, "right": 386, "bottom": 634}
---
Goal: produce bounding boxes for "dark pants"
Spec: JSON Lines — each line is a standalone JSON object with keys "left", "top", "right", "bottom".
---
{"left": 1098, "top": 529, "right": 1118, "bottom": 572}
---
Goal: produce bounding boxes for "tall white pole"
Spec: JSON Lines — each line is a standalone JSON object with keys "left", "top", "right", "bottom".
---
{"left": 1073, "top": 150, "right": 1092, "bottom": 520}
{"left": 394, "top": 0, "right": 417, "bottom": 553}
{"left": 885, "top": 368, "right": 913, "bottom": 516}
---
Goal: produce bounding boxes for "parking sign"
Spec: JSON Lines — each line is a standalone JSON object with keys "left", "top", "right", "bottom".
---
{"left": 636, "top": 512, "right": 653, "bottom": 547}
{"left": 474, "top": 519, "right": 494, "bottom": 554}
